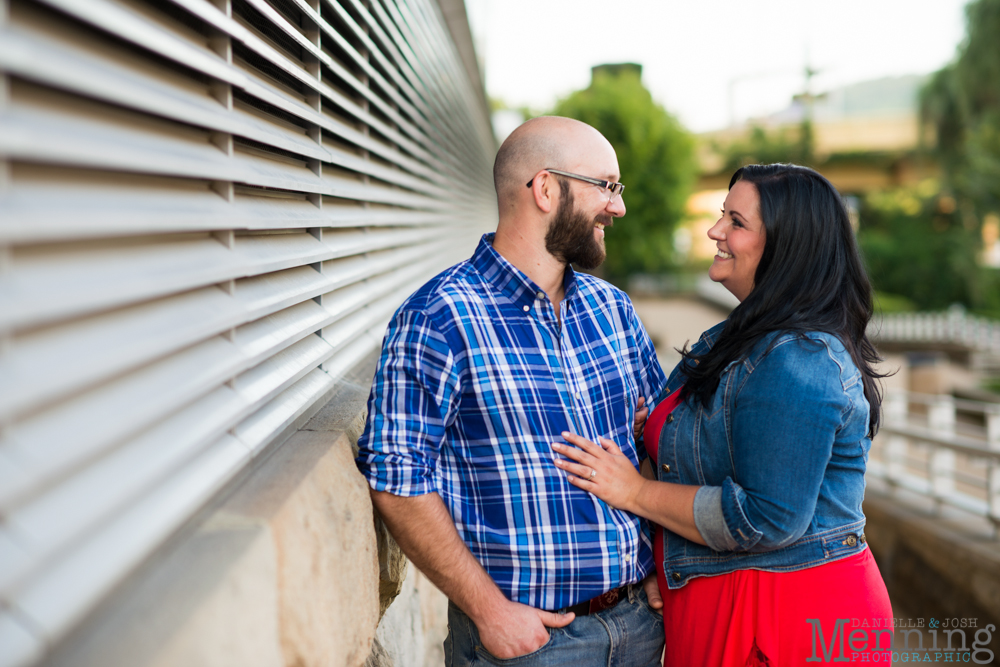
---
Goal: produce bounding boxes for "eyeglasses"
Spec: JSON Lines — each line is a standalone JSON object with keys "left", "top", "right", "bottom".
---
{"left": 526, "top": 168, "right": 625, "bottom": 204}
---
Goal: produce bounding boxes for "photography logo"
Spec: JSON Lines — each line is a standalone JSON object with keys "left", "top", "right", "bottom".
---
{"left": 806, "top": 617, "right": 996, "bottom": 663}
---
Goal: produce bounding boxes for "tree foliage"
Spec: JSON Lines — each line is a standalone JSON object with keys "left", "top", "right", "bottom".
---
{"left": 857, "top": 180, "right": 992, "bottom": 312}
{"left": 552, "top": 65, "right": 695, "bottom": 282}
{"left": 922, "top": 0, "right": 1000, "bottom": 214}
{"left": 853, "top": 0, "right": 1000, "bottom": 317}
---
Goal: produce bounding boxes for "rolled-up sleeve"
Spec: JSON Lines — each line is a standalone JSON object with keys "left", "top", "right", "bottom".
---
{"left": 692, "top": 482, "right": 765, "bottom": 551}
{"left": 355, "top": 308, "right": 459, "bottom": 496}
{"left": 702, "top": 341, "right": 848, "bottom": 552}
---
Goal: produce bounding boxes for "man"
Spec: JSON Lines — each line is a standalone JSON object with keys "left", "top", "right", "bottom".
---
{"left": 356, "top": 116, "right": 667, "bottom": 665}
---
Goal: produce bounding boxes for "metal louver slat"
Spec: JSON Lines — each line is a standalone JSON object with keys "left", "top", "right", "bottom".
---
{"left": 0, "top": 286, "right": 245, "bottom": 423}
{"left": 13, "top": 431, "right": 250, "bottom": 639}
{"left": 230, "top": 2, "right": 443, "bottom": 167}
{"left": 0, "top": 236, "right": 469, "bottom": 510}
{"left": 6, "top": 3, "right": 450, "bottom": 183}
{"left": 369, "top": 0, "right": 486, "bottom": 160}
{"left": 0, "top": 95, "right": 447, "bottom": 206}
{"left": 0, "top": 0, "right": 495, "bottom": 661}
{"left": 2, "top": 337, "right": 245, "bottom": 498}
{"left": 3, "top": 227, "right": 454, "bottom": 331}
{"left": 38, "top": 0, "right": 244, "bottom": 86}
{"left": 0, "top": 240, "right": 456, "bottom": 430}
{"left": 2, "top": 386, "right": 247, "bottom": 594}
{"left": 286, "top": 0, "right": 468, "bottom": 171}
{"left": 0, "top": 182, "right": 459, "bottom": 241}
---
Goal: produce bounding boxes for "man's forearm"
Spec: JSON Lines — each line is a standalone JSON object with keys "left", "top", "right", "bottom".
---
{"left": 371, "top": 488, "right": 576, "bottom": 659}
{"left": 369, "top": 489, "right": 507, "bottom": 623}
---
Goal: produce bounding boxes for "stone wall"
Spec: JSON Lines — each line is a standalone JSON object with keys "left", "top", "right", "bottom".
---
{"left": 864, "top": 487, "right": 1000, "bottom": 663}
{"left": 39, "top": 353, "right": 447, "bottom": 667}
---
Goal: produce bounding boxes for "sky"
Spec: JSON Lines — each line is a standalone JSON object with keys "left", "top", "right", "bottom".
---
{"left": 465, "top": 0, "right": 971, "bottom": 133}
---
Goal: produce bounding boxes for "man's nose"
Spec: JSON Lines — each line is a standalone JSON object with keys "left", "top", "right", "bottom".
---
{"left": 608, "top": 195, "right": 626, "bottom": 217}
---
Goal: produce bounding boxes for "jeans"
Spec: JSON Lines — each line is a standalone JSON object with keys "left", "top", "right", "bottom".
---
{"left": 444, "top": 585, "right": 664, "bottom": 667}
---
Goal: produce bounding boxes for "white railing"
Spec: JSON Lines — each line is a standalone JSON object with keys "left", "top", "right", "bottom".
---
{"left": 870, "top": 306, "right": 1000, "bottom": 357}
{"left": 867, "top": 391, "right": 1000, "bottom": 536}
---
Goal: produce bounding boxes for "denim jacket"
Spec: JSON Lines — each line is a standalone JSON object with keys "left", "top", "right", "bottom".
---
{"left": 657, "top": 321, "right": 871, "bottom": 589}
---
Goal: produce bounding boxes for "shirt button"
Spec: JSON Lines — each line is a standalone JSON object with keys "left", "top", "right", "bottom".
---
{"left": 522, "top": 305, "right": 530, "bottom": 312}
{"left": 536, "top": 291, "right": 545, "bottom": 299}
{"left": 575, "top": 391, "right": 581, "bottom": 399}
{"left": 672, "top": 572, "right": 682, "bottom": 582}
{"left": 661, "top": 464, "right": 671, "bottom": 473}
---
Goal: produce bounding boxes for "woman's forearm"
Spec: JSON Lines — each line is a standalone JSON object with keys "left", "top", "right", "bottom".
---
{"left": 630, "top": 480, "right": 707, "bottom": 546}
{"left": 553, "top": 433, "right": 709, "bottom": 547}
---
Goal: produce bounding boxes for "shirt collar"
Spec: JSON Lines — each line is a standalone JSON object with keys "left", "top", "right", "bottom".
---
{"left": 472, "top": 233, "right": 579, "bottom": 307}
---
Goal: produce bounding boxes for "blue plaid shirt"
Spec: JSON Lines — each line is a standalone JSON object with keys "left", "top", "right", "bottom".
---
{"left": 356, "top": 234, "right": 666, "bottom": 610}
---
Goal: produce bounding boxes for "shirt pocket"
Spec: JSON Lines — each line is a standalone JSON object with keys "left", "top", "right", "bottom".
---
{"left": 585, "top": 352, "right": 634, "bottom": 446}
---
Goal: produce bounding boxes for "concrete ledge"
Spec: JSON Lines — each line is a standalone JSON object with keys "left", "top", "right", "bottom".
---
{"left": 864, "top": 485, "right": 1000, "bottom": 660}
{"left": 39, "top": 353, "right": 445, "bottom": 667}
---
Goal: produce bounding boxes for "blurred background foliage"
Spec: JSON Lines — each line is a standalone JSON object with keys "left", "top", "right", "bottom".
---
{"left": 895, "top": 0, "right": 1000, "bottom": 316}
{"left": 551, "top": 64, "right": 695, "bottom": 283}
{"left": 858, "top": 179, "right": 999, "bottom": 314}
{"left": 704, "top": 0, "right": 1000, "bottom": 318}
{"left": 922, "top": 0, "right": 1000, "bottom": 215}
{"left": 500, "top": 0, "right": 1000, "bottom": 316}
{"left": 717, "top": 122, "right": 815, "bottom": 173}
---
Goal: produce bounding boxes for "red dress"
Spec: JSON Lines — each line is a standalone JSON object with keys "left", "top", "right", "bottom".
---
{"left": 644, "top": 389, "right": 893, "bottom": 666}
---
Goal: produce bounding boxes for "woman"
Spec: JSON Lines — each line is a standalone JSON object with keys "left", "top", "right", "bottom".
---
{"left": 552, "top": 164, "right": 892, "bottom": 666}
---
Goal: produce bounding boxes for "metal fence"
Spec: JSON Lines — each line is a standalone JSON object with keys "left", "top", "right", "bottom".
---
{"left": 0, "top": 0, "right": 495, "bottom": 664}
{"left": 867, "top": 391, "right": 1000, "bottom": 535}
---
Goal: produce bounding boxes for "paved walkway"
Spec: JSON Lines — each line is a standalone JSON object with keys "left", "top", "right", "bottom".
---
{"left": 631, "top": 296, "right": 727, "bottom": 371}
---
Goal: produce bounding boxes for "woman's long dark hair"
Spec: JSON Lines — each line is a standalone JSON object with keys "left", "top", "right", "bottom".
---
{"left": 681, "top": 164, "right": 885, "bottom": 436}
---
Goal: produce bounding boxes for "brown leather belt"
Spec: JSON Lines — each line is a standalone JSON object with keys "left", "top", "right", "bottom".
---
{"left": 552, "top": 585, "right": 627, "bottom": 617}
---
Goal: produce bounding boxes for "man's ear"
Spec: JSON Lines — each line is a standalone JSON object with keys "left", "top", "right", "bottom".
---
{"left": 529, "top": 170, "right": 557, "bottom": 214}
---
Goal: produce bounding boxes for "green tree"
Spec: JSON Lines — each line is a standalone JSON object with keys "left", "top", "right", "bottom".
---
{"left": 552, "top": 64, "right": 695, "bottom": 282}
{"left": 858, "top": 181, "right": 981, "bottom": 311}
{"left": 857, "top": 178, "right": 1000, "bottom": 317}
{"left": 856, "top": 0, "right": 1000, "bottom": 318}
{"left": 922, "top": 0, "right": 1000, "bottom": 215}
{"left": 917, "top": 0, "right": 1000, "bottom": 316}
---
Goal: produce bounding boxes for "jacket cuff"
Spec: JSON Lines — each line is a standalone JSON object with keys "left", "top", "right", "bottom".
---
{"left": 692, "top": 486, "right": 738, "bottom": 551}
{"left": 719, "top": 477, "right": 764, "bottom": 551}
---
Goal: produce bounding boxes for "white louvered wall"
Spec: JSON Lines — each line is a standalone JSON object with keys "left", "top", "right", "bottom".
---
{"left": 0, "top": 0, "right": 496, "bottom": 663}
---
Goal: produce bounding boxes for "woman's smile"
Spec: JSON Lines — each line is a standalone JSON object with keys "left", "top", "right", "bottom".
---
{"left": 707, "top": 180, "right": 766, "bottom": 302}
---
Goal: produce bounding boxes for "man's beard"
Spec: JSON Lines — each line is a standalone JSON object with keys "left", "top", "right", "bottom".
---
{"left": 544, "top": 182, "right": 610, "bottom": 270}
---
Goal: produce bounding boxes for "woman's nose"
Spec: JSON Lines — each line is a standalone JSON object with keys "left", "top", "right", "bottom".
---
{"left": 707, "top": 219, "right": 725, "bottom": 240}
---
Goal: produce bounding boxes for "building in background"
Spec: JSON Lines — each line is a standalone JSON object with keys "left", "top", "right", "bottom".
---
{"left": 0, "top": 1, "right": 495, "bottom": 665}
{"left": 679, "top": 75, "right": 939, "bottom": 263}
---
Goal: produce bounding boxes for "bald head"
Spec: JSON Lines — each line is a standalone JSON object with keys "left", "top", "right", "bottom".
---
{"left": 492, "top": 117, "right": 615, "bottom": 210}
